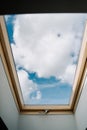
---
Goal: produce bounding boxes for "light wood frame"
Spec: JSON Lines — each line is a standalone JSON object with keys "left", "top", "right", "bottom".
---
{"left": 0, "top": 16, "right": 87, "bottom": 114}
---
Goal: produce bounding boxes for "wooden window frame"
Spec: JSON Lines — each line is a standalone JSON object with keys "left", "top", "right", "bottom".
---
{"left": 0, "top": 16, "right": 87, "bottom": 114}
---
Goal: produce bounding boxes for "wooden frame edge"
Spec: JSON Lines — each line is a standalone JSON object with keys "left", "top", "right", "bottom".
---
{"left": 73, "top": 61, "right": 87, "bottom": 113}
{"left": 0, "top": 16, "right": 23, "bottom": 113}
{"left": 70, "top": 21, "right": 87, "bottom": 110}
{"left": 20, "top": 110, "right": 73, "bottom": 115}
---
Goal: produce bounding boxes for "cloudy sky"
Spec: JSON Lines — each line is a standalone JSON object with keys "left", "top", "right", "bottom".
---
{"left": 5, "top": 14, "right": 87, "bottom": 105}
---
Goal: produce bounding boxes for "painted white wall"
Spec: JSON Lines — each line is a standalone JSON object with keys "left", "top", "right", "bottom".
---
{"left": 19, "top": 114, "right": 77, "bottom": 130}
{"left": 0, "top": 58, "right": 19, "bottom": 130}
{"left": 75, "top": 70, "right": 87, "bottom": 130}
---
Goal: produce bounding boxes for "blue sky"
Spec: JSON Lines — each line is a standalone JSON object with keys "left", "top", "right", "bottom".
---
{"left": 4, "top": 14, "right": 87, "bottom": 105}
{"left": 4, "top": 15, "right": 15, "bottom": 43}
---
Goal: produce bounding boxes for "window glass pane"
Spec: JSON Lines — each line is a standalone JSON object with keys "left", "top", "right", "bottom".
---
{"left": 4, "top": 14, "right": 86, "bottom": 105}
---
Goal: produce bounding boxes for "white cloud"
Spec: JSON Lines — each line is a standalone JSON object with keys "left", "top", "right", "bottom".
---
{"left": 31, "top": 91, "right": 42, "bottom": 100}
{"left": 59, "top": 64, "right": 76, "bottom": 85}
{"left": 11, "top": 14, "right": 87, "bottom": 85}
{"left": 36, "top": 91, "right": 42, "bottom": 99}
{"left": 17, "top": 69, "right": 41, "bottom": 103}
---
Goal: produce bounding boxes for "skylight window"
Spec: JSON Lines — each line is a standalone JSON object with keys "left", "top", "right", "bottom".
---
{"left": 0, "top": 14, "right": 87, "bottom": 114}
{"left": 4, "top": 14, "right": 86, "bottom": 105}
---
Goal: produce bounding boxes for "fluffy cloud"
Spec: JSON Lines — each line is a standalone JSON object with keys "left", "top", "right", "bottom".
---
{"left": 59, "top": 64, "right": 76, "bottom": 85}
{"left": 31, "top": 91, "right": 42, "bottom": 100}
{"left": 17, "top": 69, "right": 42, "bottom": 103}
{"left": 11, "top": 14, "right": 87, "bottom": 86}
